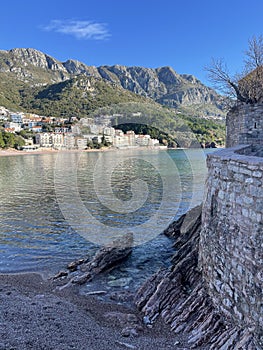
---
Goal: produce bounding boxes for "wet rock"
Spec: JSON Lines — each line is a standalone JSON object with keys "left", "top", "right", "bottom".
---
{"left": 67, "top": 258, "right": 86, "bottom": 272}
{"left": 71, "top": 233, "right": 133, "bottom": 285}
{"left": 115, "top": 341, "right": 137, "bottom": 349}
{"left": 143, "top": 315, "right": 152, "bottom": 326}
{"left": 110, "top": 291, "right": 134, "bottom": 303}
{"left": 85, "top": 290, "right": 107, "bottom": 296}
{"left": 119, "top": 267, "right": 140, "bottom": 274}
{"left": 71, "top": 272, "right": 92, "bottom": 285}
{"left": 103, "top": 311, "right": 143, "bottom": 339}
{"left": 134, "top": 205, "right": 261, "bottom": 349}
{"left": 108, "top": 277, "right": 133, "bottom": 288}
{"left": 103, "top": 311, "right": 138, "bottom": 326}
{"left": 121, "top": 327, "right": 140, "bottom": 337}
{"left": 108, "top": 275, "right": 117, "bottom": 280}
{"left": 54, "top": 232, "right": 133, "bottom": 286}
{"left": 52, "top": 270, "right": 68, "bottom": 280}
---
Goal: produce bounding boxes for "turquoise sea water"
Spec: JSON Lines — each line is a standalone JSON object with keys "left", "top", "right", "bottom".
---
{"left": 0, "top": 148, "right": 215, "bottom": 273}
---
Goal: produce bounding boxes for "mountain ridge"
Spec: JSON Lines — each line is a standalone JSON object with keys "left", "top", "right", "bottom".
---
{"left": 0, "top": 47, "right": 224, "bottom": 118}
{"left": 0, "top": 48, "right": 226, "bottom": 147}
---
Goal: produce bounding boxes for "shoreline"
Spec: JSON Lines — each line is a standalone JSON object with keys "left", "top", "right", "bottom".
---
{"left": 0, "top": 146, "right": 165, "bottom": 157}
{"left": 0, "top": 271, "right": 182, "bottom": 350}
{"left": 0, "top": 147, "right": 113, "bottom": 157}
{"left": 0, "top": 145, "right": 221, "bottom": 157}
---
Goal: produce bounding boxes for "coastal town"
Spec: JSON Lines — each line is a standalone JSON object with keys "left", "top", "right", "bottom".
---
{"left": 0, "top": 106, "right": 162, "bottom": 151}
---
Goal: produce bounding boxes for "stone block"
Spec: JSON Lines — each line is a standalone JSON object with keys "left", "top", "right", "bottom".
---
{"left": 253, "top": 171, "right": 262, "bottom": 178}
{"left": 239, "top": 167, "right": 252, "bottom": 176}
{"left": 242, "top": 207, "right": 249, "bottom": 217}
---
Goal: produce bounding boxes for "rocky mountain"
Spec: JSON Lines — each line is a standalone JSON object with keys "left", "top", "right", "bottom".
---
{"left": 0, "top": 48, "right": 224, "bottom": 117}
{"left": 20, "top": 75, "right": 151, "bottom": 119}
{"left": 96, "top": 65, "right": 222, "bottom": 114}
{"left": 0, "top": 48, "right": 69, "bottom": 84}
{"left": 0, "top": 48, "right": 226, "bottom": 146}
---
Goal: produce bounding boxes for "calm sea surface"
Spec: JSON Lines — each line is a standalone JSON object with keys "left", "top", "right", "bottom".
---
{"left": 0, "top": 148, "right": 216, "bottom": 274}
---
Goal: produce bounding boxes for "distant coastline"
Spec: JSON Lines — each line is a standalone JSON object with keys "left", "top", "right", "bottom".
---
{"left": 0, "top": 145, "right": 223, "bottom": 157}
{"left": 0, "top": 147, "right": 109, "bottom": 157}
{"left": 0, "top": 145, "right": 170, "bottom": 157}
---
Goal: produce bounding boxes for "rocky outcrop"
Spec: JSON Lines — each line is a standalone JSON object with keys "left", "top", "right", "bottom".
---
{"left": 63, "top": 59, "right": 101, "bottom": 78}
{"left": 53, "top": 232, "right": 133, "bottom": 286}
{"left": 8, "top": 48, "right": 66, "bottom": 72}
{"left": 134, "top": 205, "right": 261, "bottom": 349}
{"left": 0, "top": 48, "right": 68, "bottom": 83}
{"left": 96, "top": 65, "right": 223, "bottom": 115}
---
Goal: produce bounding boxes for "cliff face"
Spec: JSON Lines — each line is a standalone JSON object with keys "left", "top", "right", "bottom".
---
{"left": 0, "top": 48, "right": 68, "bottom": 83}
{"left": 8, "top": 48, "right": 66, "bottom": 72}
{"left": 72, "top": 63, "right": 222, "bottom": 113}
{"left": 0, "top": 48, "right": 224, "bottom": 117}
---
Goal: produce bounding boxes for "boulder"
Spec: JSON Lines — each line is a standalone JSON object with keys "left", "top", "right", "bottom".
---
{"left": 54, "top": 232, "right": 133, "bottom": 286}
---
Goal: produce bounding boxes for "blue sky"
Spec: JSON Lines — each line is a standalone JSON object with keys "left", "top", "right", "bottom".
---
{"left": 1, "top": 0, "right": 263, "bottom": 85}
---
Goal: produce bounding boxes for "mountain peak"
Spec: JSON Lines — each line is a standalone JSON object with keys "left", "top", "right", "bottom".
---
{"left": 0, "top": 47, "right": 225, "bottom": 117}
{"left": 8, "top": 48, "right": 67, "bottom": 73}
{"left": 10, "top": 47, "right": 44, "bottom": 55}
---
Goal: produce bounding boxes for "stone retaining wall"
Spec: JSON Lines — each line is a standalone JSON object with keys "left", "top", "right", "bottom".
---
{"left": 199, "top": 145, "right": 263, "bottom": 344}
{"left": 226, "top": 103, "right": 263, "bottom": 147}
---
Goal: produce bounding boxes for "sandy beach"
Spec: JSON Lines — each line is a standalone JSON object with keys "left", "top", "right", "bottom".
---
{"left": 0, "top": 145, "right": 170, "bottom": 157}
{"left": 0, "top": 272, "right": 184, "bottom": 350}
{"left": 0, "top": 148, "right": 112, "bottom": 157}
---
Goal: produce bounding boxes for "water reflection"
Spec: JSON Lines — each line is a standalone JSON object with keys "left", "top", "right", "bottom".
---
{"left": 0, "top": 149, "right": 209, "bottom": 272}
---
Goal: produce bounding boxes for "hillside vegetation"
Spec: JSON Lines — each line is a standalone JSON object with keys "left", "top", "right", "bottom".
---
{"left": 0, "top": 48, "right": 226, "bottom": 146}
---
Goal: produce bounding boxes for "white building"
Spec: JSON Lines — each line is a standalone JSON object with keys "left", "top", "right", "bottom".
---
{"left": 111, "top": 130, "right": 156, "bottom": 148}
{"left": 103, "top": 127, "right": 116, "bottom": 144}
{"left": 94, "top": 115, "right": 112, "bottom": 127}
{"left": 90, "top": 124, "right": 103, "bottom": 134}
{"left": 92, "top": 135, "right": 103, "bottom": 144}
{"left": 80, "top": 118, "right": 94, "bottom": 126}
{"left": 4, "top": 122, "right": 21, "bottom": 132}
{"left": 103, "top": 127, "right": 116, "bottom": 137}
{"left": 76, "top": 138, "right": 88, "bottom": 150}
{"left": 35, "top": 133, "right": 64, "bottom": 148}
{"left": 0, "top": 107, "right": 9, "bottom": 120}
{"left": 35, "top": 133, "right": 52, "bottom": 147}
{"left": 148, "top": 138, "right": 160, "bottom": 147}
{"left": 52, "top": 133, "right": 64, "bottom": 149}
{"left": 135, "top": 134, "right": 151, "bottom": 146}
{"left": 54, "top": 127, "right": 70, "bottom": 133}
{"left": 71, "top": 125, "right": 81, "bottom": 135}
{"left": 126, "top": 130, "right": 136, "bottom": 146}
{"left": 31, "top": 125, "right": 43, "bottom": 133}
{"left": 64, "top": 134, "right": 75, "bottom": 149}
{"left": 10, "top": 113, "right": 23, "bottom": 124}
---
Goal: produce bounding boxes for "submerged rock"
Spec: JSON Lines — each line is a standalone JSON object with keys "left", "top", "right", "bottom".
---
{"left": 54, "top": 232, "right": 133, "bottom": 287}
{"left": 108, "top": 277, "right": 133, "bottom": 288}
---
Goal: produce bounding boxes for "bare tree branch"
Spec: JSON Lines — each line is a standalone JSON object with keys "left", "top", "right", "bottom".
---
{"left": 205, "top": 35, "right": 263, "bottom": 104}
{"left": 205, "top": 58, "right": 247, "bottom": 103}
{"left": 244, "top": 35, "right": 263, "bottom": 70}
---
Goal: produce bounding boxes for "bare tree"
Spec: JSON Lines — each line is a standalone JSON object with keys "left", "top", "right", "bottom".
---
{"left": 244, "top": 35, "right": 263, "bottom": 70}
{"left": 205, "top": 35, "right": 263, "bottom": 104}
{"left": 205, "top": 58, "right": 246, "bottom": 102}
